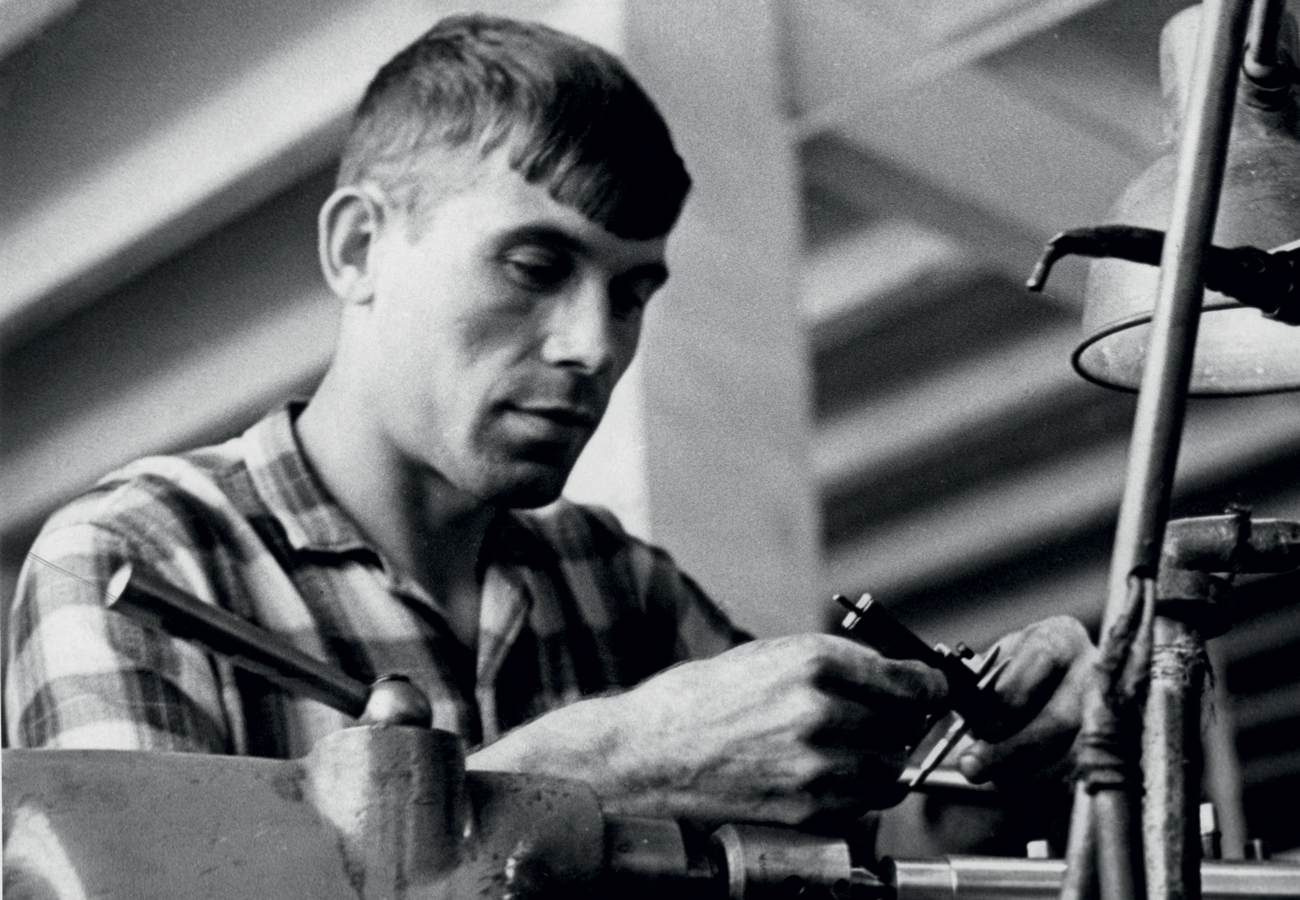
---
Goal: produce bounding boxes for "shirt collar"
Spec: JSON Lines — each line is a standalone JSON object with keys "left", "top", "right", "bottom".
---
{"left": 239, "top": 405, "right": 555, "bottom": 567}
{"left": 240, "top": 404, "right": 374, "bottom": 555}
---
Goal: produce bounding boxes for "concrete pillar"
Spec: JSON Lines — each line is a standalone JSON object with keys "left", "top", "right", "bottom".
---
{"left": 564, "top": 0, "right": 820, "bottom": 637}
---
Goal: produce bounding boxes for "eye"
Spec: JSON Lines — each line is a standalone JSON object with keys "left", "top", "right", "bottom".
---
{"left": 502, "top": 245, "right": 574, "bottom": 292}
{"left": 609, "top": 272, "right": 664, "bottom": 321}
{"left": 609, "top": 284, "right": 651, "bottom": 321}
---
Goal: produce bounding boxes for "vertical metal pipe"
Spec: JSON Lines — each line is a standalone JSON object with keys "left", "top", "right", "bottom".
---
{"left": 1100, "top": 0, "right": 1252, "bottom": 632}
{"left": 1204, "top": 639, "right": 1248, "bottom": 859}
{"left": 1059, "top": 783, "right": 1097, "bottom": 900}
{"left": 1070, "top": 6, "right": 1253, "bottom": 897}
{"left": 1063, "top": 575, "right": 1153, "bottom": 900}
{"left": 1144, "top": 617, "right": 1210, "bottom": 900}
{"left": 1244, "top": 0, "right": 1287, "bottom": 77}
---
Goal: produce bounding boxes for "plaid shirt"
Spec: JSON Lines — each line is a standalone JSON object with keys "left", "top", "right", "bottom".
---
{"left": 5, "top": 406, "right": 747, "bottom": 758}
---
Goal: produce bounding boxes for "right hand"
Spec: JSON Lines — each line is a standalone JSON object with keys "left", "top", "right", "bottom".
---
{"left": 596, "top": 633, "right": 945, "bottom": 826}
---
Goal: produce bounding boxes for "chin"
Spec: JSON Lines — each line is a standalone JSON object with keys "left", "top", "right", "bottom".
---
{"left": 474, "top": 462, "right": 572, "bottom": 510}
{"left": 485, "top": 480, "right": 567, "bottom": 510}
{"left": 460, "top": 435, "right": 587, "bottom": 508}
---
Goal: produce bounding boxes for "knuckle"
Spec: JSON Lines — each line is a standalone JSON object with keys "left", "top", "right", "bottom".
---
{"left": 883, "top": 657, "right": 943, "bottom": 699}
{"left": 791, "top": 686, "right": 835, "bottom": 728}
{"left": 791, "top": 635, "right": 837, "bottom": 679}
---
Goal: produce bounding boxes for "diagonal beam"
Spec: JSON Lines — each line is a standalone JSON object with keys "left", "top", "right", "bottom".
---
{"left": 820, "top": 391, "right": 1300, "bottom": 603}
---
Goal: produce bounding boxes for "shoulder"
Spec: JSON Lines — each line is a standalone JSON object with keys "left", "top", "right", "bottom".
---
{"left": 27, "top": 433, "right": 276, "bottom": 594}
{"left": 38, "top": 436, "right": 250, "bottom": 549}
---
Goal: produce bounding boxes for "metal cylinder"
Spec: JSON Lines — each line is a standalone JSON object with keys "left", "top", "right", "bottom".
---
{"left": 889, "top": 857, "right": 1300, "bottom": 900}
{"left": 304, "top": 725, "right": 471, "bottom": 893}
{"left": 1143, "top": 616, "right": 1211, "bottom": 900}
{"left": 710, "top": 823, "right": 852, "bottom": 900}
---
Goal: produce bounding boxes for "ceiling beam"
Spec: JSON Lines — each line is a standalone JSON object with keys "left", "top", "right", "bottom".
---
{"left": 781, "top": 0, "right": 1110, "bottom": 119}
{"left": 0, "top": 0, "right": 616, "bottom": 346}
{"left": 0, "top": 290, "right": 336, "bottom": 535}
{"left": 820, "top": 392, "right": 1300, "bottom": 603}
{"left": 789, "top": 0, "right": 1157, "bottom": 292}
{"left": 812, "top": 323, "right": 1084, "bottom": 487}
{"left": 0, "top": 0, "right": 80, "bottom": 58}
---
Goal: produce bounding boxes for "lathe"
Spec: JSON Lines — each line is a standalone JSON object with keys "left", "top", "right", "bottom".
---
{"left": 6, "top": 528, "right": 1299, "bottom": 899}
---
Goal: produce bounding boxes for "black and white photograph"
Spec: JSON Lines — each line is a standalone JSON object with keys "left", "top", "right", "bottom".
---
{"left": 3, "top": 1, "right": 1300, "bottom": 897}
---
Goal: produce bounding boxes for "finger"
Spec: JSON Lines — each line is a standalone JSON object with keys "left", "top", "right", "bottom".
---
{"left": 813, "top": 657, "right": 943, "bottom": 749}
{"left": 816, "top": 636, "right": 948, "bottom": 707}
{"left": 973, "top": 616, "right": 1092, "bottom": 741}
{"left": 804, "top": 697, "right": 924, "bottom": 753}
{"left": 803, "top": 745, "right": 914, "bottom": 815}
{"left": 957, "top": 718, "right": 1076, "bottom": 785}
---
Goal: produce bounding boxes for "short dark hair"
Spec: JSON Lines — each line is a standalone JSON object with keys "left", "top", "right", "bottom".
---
{"left": 337, "top": 14, "right": 691, "bottom": 240}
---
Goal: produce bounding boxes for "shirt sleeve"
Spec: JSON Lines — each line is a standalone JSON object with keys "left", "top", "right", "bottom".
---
{"left": 5, "top": 492, "right": 233, "bottom": 753}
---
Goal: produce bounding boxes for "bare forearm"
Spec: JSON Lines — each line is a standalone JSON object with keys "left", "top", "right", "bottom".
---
{"left": 466, "top": 637, "right": 942, "bottom": 826}
{"left": 465, "top": 693, "right": 677, "bottom": 816}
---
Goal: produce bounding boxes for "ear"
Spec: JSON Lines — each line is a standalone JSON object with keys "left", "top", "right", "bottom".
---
{"left": 318, "top": 187, "right": 387, "bottom": 305}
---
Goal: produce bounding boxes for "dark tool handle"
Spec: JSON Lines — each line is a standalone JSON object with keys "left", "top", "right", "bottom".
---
{"left": 835, "top": 594, "right": 1002, "bottom": 733}
{"left": 106, "top": 564, "right": 371, "bottom": 718}
{"left": 835, "top": 594, "right": 942, "bottom": 667}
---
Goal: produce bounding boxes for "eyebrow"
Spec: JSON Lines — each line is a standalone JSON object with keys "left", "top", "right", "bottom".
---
{"left": 498, "top": 225, "right": 670, "bottom": 285}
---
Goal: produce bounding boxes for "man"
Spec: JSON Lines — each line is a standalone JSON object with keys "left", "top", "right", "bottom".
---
{"left": 5, "top": 14, "right": 1092, "bottom": 829}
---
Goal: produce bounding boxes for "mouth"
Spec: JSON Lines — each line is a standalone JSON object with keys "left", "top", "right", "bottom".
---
{"left": 506, "top": 403, "right": 600, "bottom": 430}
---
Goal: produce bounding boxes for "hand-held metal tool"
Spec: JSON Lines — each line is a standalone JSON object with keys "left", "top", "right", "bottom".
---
{"left": 105, "top": 563, "right": 431, "bottom": 727}
{"left": 834, "top": 593, "right": 1009, "bottom": 788}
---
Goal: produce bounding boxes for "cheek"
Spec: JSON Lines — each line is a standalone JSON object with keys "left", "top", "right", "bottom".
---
{"left": 607, "top": 323, "right": 642, "bottom": 383}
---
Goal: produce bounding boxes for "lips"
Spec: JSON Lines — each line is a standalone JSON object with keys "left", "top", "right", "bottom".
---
{"left": 506, "top": 403, "right": 600, "bottom": 430}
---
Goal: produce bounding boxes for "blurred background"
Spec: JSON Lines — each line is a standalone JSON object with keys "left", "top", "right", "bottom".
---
{"left": 3, "top": 0, "right": 1300, "bottom": 852}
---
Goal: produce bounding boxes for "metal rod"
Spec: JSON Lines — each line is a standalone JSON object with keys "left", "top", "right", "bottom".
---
{"left": 105, "top": 564, "right": 371, "bottom": 718}
{"left": 1101, "top": 0, "right": 1252, "bottom": 630}
{"left": 1072, "top": 3, "right": 1253, "bottom": 900}
{"left": 1143, "top": 617, "right": 1211, "bottom": 900}
{"left": 1063, "top": 572, "right": 1153, "bottom": 900}
{"left": 1244, "top": 0, "right": 1288, "bottom": 83}
{"left": 891, "top": 857, "right": 1300, "bottom": 900}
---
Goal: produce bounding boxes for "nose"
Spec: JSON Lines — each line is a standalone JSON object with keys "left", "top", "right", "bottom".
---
{"left": 539, "top": 280, "right": 621, "bottom": 375}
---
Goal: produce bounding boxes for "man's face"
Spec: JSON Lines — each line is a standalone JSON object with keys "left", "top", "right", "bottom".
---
{"left": 353, "top": 150, "right": 670, "bottom": 507}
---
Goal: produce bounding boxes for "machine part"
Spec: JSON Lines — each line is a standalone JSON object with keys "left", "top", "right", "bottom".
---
{"left": 2, "top": 727, "right": 607, "bottom": 900}
{"left": 897, "top": 767, "right": 997, "bottom": 798}
{"left": 1143, "top": 615, "right": 1211, "bottom": 900}
{"left": 1244, "top": 840, "right": 1271, "bottom": 861}
{"left": 906, "top": 655, "right": 1008, "bottom": 789}
{"left": 710, "top": 823, "right": 853, "bottom": 900}
{"left": 359, "top": 675, "right": 434, "bottom": 728}
{"left": 1026, "top": 225, "right": 1300, "bottom": 325}
{"left": 886, "top": 856, "right": 1300, "bottom": 900}
{"left": 602, "top": 814, "right": 722, "bottom": 895}
{"left": 105, "top": 563, "right": 371, "bottom": 718}
{"left": 834, "top": 595, "right": 1006, "bottom": 737}
{"left": 1203, "top": 803, "right": 1224, "bottom": 861}
{"left": 6, "top": 737, "right": 1298, "bottom": 899}
{"left": 1160, "top": 514, "right": 1300, "bottom": 574}
{"left": 303, "top": 725, "right": 471, "bottom": 892}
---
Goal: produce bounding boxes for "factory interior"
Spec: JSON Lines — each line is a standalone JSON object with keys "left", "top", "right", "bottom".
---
{"left": 4, "top": 0, "right": 1300, "bottom": 880}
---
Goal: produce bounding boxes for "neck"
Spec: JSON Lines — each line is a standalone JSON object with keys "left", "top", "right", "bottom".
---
{"left": 296, "top": 370, "right": 494, "bottom": 648}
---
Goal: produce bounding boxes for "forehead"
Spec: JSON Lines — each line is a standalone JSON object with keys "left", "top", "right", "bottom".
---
{"left": 397, "top": 148, "right": 669, "bottom": 266}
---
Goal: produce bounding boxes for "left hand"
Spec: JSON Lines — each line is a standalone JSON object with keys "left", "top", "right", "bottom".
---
{"left": 956, "top": 615, "right": 1096, "bottom": 786}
